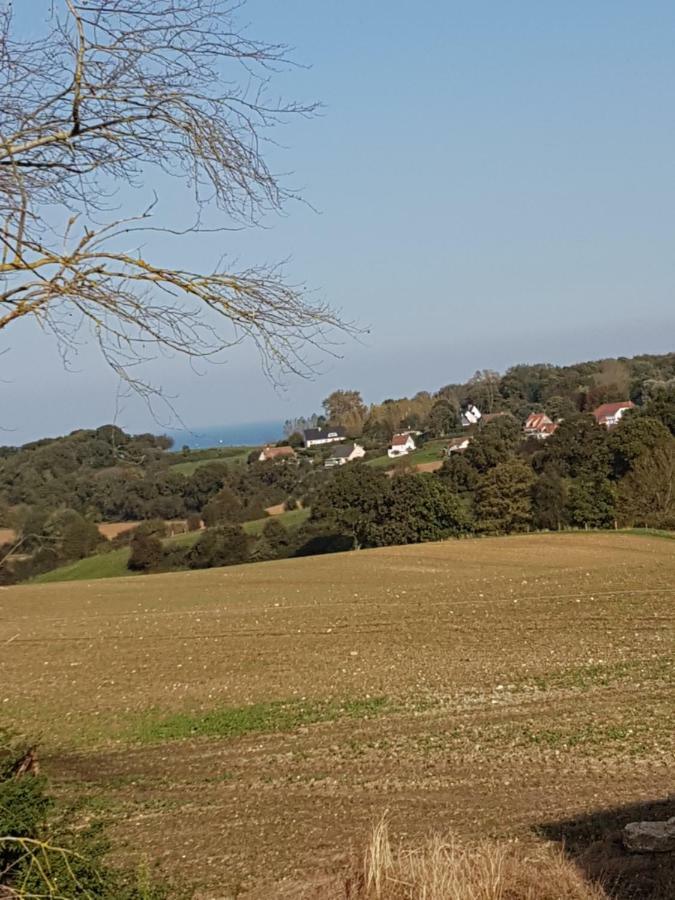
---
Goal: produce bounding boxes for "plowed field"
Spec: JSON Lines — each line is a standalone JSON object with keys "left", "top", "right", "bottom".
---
{"left": 1, "top": 533, "right": 673, "bottom": 897}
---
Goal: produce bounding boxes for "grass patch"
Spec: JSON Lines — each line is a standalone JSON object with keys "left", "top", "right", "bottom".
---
{"left": 620, "top": 527, "right": 675, "bottom": 541}
{"left": 131, "top": 696, "right": 390, "bottom": 744}
{"left": 367, "top": 440, "right": 448, "bottom": 470}
{"left": 525, "top": 657, "right": 674, "bottom": 693}
{"left": 34, "top": 547, "right": 134, "bottom": 583}
{"left": 169, "top": 449, "right": 250, "bottom": 475}
{"left": 243, "top": 506, "right": 311, "bottom": 535}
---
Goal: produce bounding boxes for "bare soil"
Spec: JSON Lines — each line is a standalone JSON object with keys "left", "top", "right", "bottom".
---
{"left": 1, "top": 533, "right": 673, "bottom": 898}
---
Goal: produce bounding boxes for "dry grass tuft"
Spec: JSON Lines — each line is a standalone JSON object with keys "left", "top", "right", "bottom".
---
{"left": 295, "top": 816, "right": 608, "bottom": 900}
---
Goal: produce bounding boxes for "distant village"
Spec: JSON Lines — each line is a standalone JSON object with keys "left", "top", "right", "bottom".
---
{"left": 258, "top": 399, "right": 636, "bottom": 468}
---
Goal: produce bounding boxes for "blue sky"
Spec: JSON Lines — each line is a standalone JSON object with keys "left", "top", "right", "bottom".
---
{"left": 4, "top": 0, "right": 675, "bottom": 442}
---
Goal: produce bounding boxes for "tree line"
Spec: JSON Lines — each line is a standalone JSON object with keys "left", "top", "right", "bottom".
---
{"left": 311, "top": 353, "right": 675, "bottom": 440}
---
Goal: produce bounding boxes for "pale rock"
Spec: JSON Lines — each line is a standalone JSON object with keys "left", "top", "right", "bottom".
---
{"left": 623, "top": 818, "right": 675, "bottom": 853}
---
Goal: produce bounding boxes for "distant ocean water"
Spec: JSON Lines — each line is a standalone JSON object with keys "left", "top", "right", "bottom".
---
{"left": 167, "top": 421, "right": 284, "bottom": 450}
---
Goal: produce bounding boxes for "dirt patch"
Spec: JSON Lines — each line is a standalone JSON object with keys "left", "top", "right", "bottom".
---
{"left": 414, "top": 460, "right": 443, "bottom": 473}
{"left": 264, "top": 503, "right": 286, "bottom": 516}
{"left": 96, "top": 522, "right": 138, "bottom": 540}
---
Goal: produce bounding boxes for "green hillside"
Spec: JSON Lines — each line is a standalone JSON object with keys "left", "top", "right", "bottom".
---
{"left": 33, "top": 508, "right": 311, "bottom": 584}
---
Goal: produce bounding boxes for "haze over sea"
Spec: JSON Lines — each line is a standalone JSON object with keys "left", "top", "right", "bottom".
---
{"left": 167, "top": 421, "right": 284, "bottom": 450}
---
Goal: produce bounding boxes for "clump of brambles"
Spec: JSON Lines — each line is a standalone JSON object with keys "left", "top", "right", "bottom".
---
{"left": 0, "top": 729, "right": 174, "bottom": 899}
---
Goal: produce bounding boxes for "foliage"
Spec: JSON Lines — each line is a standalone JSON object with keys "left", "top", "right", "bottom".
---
{"left": 608, "top": 415, "right": 670, "bottom": 478}
{"left": 617, "top": 440, "right": 675, "bottom": 528}
{"left": 475, "top": 458, "right": 536, "bottom": 533}
{"left": 312, "top": 465, "right": 390, "bottom": 548}
{"left": 566, "top": 476, "right": 616, "bottom": 529}
{"left": 0, "top": 731, "right": 171, "bottom": 899}
{"left": 538, "top": 415, "right": 610, "bottom": 478}
{"left": 250, "top": 516, "right": 293, "bottom": 561}
{"left": 464, "top": 416, "right": 521, "bottom": 473}
{"left": 426, "top": 399, "right": 459, "bottom": 437}
{"left": 322, "top": 390, "right": 368, "bottom": 434}
{"left": 376, "top": 475, "right": 470, "bottom": 545}
{"left": 438, "top": 453, "right": 480, "bottom": 495}
{"left": 186, "top": 514, "right": 202, "bottom": 532}
{"left": 641, "top": 383, "right": 675, "bottom": 435}
{"left": 127, "top": 532, "right": 163, "bottom": 573}
{"left": 188, "top": 525, "right": 250, "bottom": 569}
{"left": 201, "top": 486, "right": 244, "bottom": 527}
{"left": 532, "top": 469, "right": 567, "bottom": 531}
{"left": 312, "top": 465, "right": 468, "bottom": 548}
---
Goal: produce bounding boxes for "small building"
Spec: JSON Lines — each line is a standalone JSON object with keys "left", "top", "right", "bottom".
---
{"left": 388, "top": 433, "right": 416, "bottom": 458}
{"left": 446, "top": 436, "right": 472, "bottom": 455}
{"left": 258, "top": 445, "right": 296, "bottom": 462}
{"left": 524, "top": 412, "right": 558, "bottom": 440}
{"left": 539, "top": 422, "right": 559, "bottom": 438}
{"left": 460, "top": 404, "right": 482, "bottom": 427}
{"left": 324, "top": 442, "right": 366, "bottom": 467}
{"left": 302, "top": 426, "right": 347, "bottom": 448}
{"left": 593, "top": 401, "right": 636, "bottom": 429}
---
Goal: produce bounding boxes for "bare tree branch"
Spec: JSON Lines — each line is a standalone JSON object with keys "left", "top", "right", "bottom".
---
{"left": 0, "top": 1, "right": 355, "bottom": 393}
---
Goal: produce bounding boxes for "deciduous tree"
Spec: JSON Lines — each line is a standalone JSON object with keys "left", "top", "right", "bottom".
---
{"left": 617, "top": 440, "right": 674, "bottom": 527}
{"left": 475, "top": 458, "right": 535, "bottom": 534}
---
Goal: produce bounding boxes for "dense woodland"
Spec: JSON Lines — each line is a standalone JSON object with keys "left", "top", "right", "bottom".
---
{"left": 0, "top": 351, "right": 673, "bottom": 581}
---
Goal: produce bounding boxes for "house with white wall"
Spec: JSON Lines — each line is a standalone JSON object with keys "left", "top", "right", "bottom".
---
{"left": 324, "top": 442, "right": 366, "bottom": 467}
{"left": 593, "top": 401, "right": 635, "bottom": 429}
{"left": 388, "top": 433, "right": 416, "bottom": 458}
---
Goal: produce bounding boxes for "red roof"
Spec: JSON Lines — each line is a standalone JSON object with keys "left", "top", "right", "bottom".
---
{"left": 540, "top": 422, "right": 558, "bottom": 435}
{"left": 524, "top": 413, "right": 552, "bottom": 431}
{"left": 593, "top": 401, "right": 635, "bottom": 422}
{"left": 392, "top": 433, "right": 413, "bottom": 447}
{"left": 260, "top": 445, "right": 295, "bottom": 460}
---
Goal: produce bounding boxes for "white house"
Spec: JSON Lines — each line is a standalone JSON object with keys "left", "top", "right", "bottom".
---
{"left": 460, "top": 404, "right": 482, "bottom": 428}
{"left": 446, "top": 436, "right": 471, "bottom": 455}
{"left": 324, "top": 442, "right": 366, "bottom": 467}
{"left": 523, "top": 413, "right": 558, "bottom": 440}
{"left": 387, "top": 433, "right": 416, "bottom": 458}
{"left": 593, "top": 401, "right": 636, "bottom": 429}
{"left": 302, "top": 426, "right": 347, "bottom": 448}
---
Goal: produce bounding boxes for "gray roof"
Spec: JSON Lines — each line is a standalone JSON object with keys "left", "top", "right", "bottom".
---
{"left": 303, "top": 426, "right": 347, "bottom": 441}
{"left": 328, "top": 442, "right": 355, "bottom": 459}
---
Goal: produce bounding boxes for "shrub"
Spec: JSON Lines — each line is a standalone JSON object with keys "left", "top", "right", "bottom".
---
{"left": 59, "top": 513, "right": 102, "bottom": 560}
{"left": 135, "top": 518, "right": 168, "bottom": 539}
{"left": 127, "top": 532, "right": 163, "bottom": 572}
{"left": 0, "top": 730, "right": 171, "bottom": 899}
{"left": 201, "top": 486, "right": 244, "bottom": 526}
{"left": 187, "top": 525, "right": 250, "bottom": 569}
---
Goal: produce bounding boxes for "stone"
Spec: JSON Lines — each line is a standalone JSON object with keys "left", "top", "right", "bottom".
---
{"left": 622, "top": 818, "right": 675, "bottom": 853}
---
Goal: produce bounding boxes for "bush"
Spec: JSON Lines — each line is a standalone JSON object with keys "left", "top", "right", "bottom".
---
{"left": 186, "top": 513, "right": 202, "bottom": 532}
{"left": 59, "top": 513, "right": 102, "bottom": 560}
{"left": 160, "top": 543, "right": 189, "bottom": 571}
{"left": 292, "top": 521, "right": 354, "bottom": 557}
{"left": 187, "top": 525, "right": 250, "bottom": 569}
{"left": 201, "top": 486, "right": 244, "bottom": 526}
{"left": 135, "top": 518, "right": 168, "bottom": 539}
{"left": 0, "top": 730, "right": 171, "bottom": 899}
{"left": 127, "top": 532, "right": 163, "bottom": 572}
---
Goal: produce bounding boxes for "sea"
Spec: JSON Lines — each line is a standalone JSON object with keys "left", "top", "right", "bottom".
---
{"left": 166, "top": 420, "right": 284, "bottom": 451}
